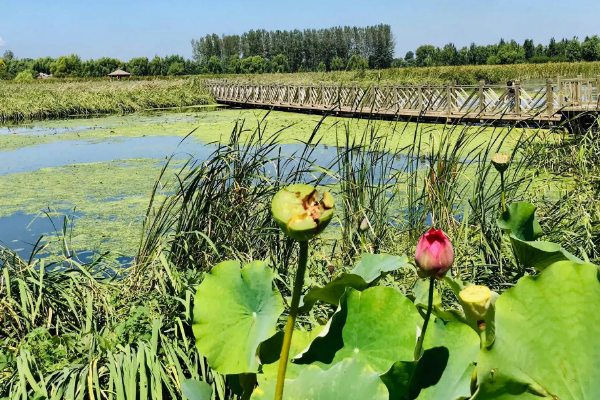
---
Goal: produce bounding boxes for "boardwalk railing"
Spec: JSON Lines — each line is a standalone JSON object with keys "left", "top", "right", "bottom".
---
{"left": 206, "top": 76, "right": 600, "bottom": 122}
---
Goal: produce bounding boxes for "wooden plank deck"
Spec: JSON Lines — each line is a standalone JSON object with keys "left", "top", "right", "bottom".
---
{"left": 206, "top": 76, "right": 600, "bottom": 124}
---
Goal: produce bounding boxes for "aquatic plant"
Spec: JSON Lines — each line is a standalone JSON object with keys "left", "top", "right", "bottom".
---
{"left": 0, "top": 77, "right": 213, "bottom": 122}
{"left": 188, "top": 180, "right": 600, "bottom": 399}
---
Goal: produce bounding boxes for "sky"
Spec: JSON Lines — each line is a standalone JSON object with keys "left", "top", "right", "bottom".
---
{"left": 1, "top": 0, "right": 599, "bottom": 61}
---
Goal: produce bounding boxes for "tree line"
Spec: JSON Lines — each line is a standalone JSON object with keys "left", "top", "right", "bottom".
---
{"left": 191, "top": 24, "right": 395, "bottom": 73}
{"left": 398, "top": 36, "right": 600, "bottom": 67}
{"left": 0, "top": 50, "right": 200, "bottom": 80}
{"left": 2, "top": 32, "right": 600, "bottom": 81}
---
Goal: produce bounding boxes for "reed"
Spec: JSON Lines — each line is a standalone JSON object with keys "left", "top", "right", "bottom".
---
{"left": 0, "top": 77, "right": 213, "bottom": 122}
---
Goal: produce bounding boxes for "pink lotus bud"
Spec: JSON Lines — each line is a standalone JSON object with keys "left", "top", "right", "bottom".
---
{"left": 415, "top": 228, "right": 454, "bottom": 278}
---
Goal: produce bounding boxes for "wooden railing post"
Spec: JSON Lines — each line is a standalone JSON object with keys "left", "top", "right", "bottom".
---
{"left": 479, "top": 80, "right": 485, "bottom": 114}
{"left": 557, "top": 76, "right": 563, "bottom": 108}
{"left": 446, "top": 83, "right": 452, "bottom": 116}
{"left": 418, "top": 85, "right": 423, "bottom": 110}
{"left": 577, "top": 74, "right": 583, "bottom": 106}
{"left": 514, "top": 80, "right": 521, "bottom": 116}
{"left": 546, "top": 79, "right": 554, "bottom": 117}
{"left": 596, "top": 75, "right": 600, "bottom": 103}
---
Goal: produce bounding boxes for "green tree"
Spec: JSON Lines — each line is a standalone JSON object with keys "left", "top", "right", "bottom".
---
{"left": 347, "top": 54, "right": 368, "bottom": 71}
{"left": 565, "top": 38, "right": 582, "bottom": 62}
{"left": 2, "top": 50, "right": 14, "bottom": 61}
{"left": 240, "top": 56, "right": 266, "bottom": 74}
{"left": 14, "top": 69, "right": 35, "bottom": 82}
{"left": 127, "top": 57, "right": 149, "bottom": 76}
{"left": 207, "top": 55, "right": 222, "bottom": 74}
{"left": 149, "top": 56, "right": 164, "bottom": 76}
{"left": 330, "top": 57, "right": 345, "bottom": 71}
{"left": 271, "top": 54, "right": 289, "bottom": 73}
{"left": 167, "top": 62, "right": 185, "bottom": 76}
{"left": 523, "top": 39, "right": 535, "bottom": 60}
{"left": 391, "top": 58, "right": 406, "bottom": 68}
{"left": 415, "top": 45, "right": 436, "bottom": 66}
{"left": 226, "top": 55, "right": 241, "bottom": 73}
{"left": 50, "top": 54, "right": 82, "bottom": 77}
{"left": 316, "top": 61, "right": 327, "bottom": 72}
{"left": 582, "top": 36, "right": 600, "bottom": 61}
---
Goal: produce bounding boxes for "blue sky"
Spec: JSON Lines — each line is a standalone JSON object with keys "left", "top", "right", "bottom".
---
{"left": 1, "top": 0, "right": 599, "bottom": 61}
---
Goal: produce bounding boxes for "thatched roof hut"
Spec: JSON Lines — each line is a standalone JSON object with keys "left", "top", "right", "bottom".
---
{"left": 107, "top": 69, "right": 131, "bottom": 79}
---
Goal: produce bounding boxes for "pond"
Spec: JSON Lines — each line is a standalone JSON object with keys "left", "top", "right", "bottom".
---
{"left": 0, "top": 108, "right": 521, "bottom": 261}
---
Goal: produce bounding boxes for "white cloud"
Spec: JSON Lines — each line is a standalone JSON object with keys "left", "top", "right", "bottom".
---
{"left": 0, "top": 37, "right": 5, "bottom": 46}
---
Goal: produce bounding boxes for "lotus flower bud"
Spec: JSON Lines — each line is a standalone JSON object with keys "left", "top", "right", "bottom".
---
{"left": 459, "top": 285, "right": 492, "bottom": 322}
{"left": 491, "top": 153, "right": 511, "bottom": 173}
{"left": 359, "top": 217, "right": 369, "bottom": 232}
{"left": 271, "top": 184, "right": 334, "bottom": 242}
{"left": 415, "top": 228, "right": 454, "bottom": 278}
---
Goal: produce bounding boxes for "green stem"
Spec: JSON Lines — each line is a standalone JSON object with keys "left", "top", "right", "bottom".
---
{"left": 500, "top": 171, "right": 506, "bottom": 212}
{"left": 414, "top": 277, "right": 434, "bottom": 360}
{"left": 274, "top": 241, "right": 308, "bottom": 400}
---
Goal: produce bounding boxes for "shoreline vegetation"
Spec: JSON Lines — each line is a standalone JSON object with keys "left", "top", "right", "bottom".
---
{"left": 2, "top": 61, "right": 600, "bottom": 123}
{"left": 0, "top": 77, "right": 213, "bottom": 122}
{"left": 212, "top": 61, "right": 600, "bottom": 85}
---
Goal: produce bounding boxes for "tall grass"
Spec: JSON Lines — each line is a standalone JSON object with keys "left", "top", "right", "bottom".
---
{"left": 0, "top": 77, "right": 213, "bottom": 122}
{"left": 212, "top": 61, "right": 600, "bottom": 85}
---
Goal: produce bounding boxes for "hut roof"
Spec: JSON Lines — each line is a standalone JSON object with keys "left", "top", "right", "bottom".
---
{"left": 107, "top": 69, "right": 131, "bottom": 77}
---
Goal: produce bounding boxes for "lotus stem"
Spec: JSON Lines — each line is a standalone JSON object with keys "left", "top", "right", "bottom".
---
{"left": 500, "top": 171, "right": 506, "bottom": 212}
{"left": 414, "top": 277, "right": 434, "bottom": 360}
{"left": 274, "top": 241, "right": 309, "bottom": 400}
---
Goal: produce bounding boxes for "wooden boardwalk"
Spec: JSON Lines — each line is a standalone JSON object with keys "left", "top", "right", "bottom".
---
{"left": 206, "top": 76, "right": 600, "bottom": 124}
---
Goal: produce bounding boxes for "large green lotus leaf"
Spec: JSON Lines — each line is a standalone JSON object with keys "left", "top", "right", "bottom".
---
{"left": 496, "top": 202, "right": 542, "bottom": 241}
{"left": 298, "top": 253, "right": 408, "bottom": 313}
{"left": 258, "top": 327, "right": 324, "bottom": 382}
{"left": 181, "top": 379, "right": 212, "bottom": 400}
{"left": 293, "top": 292, "right": 348, "bottom": 365}
{"left": 351, "top": 253, "right": 409, "bottom": 283}
{"left": 295, "top": 286, "right": 420, "bottom": 374}
{"left": 474, "top": 261, "right": 600, "bottom": 400}
{"left": 298, "top": 273, "right": 370, "bottom": 313}
{"left": 380, "top": 361, "right": 419, "bottom": 400}
{"left": 251, "top": 358, "right": 389, "bottom": 400}
{"left": 381, "top": 320, "right": 478, "bottom": 400}
{"left": 381, "top": 349, "right": 447, "bottom": 400}
{"left": 496, "top": 202, "right": 583, "bottom": 271}
{"left": 193, "top": 260, "right": 284, "bottom": 375}
{"left": 419, "top": 319, "right": 480, "bottom": 400}
{"left": 509, "top": 234, "right": 584, "bottom": 271}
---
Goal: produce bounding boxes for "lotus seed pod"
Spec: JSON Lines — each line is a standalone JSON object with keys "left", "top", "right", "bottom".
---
{"left": 271, "top": 184, "right": 335, "bottom": 242}
{"left": 491, "top": 153, "right": 511, "bottom": 173}
{"left": 415, "top": 228, "right": 455, "bottom": 279}
{"left": 459, "top": 285, "right": 492, "bottom": 321}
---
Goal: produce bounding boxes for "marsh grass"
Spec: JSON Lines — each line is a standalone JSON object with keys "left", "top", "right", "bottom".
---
{"left": 0, "top": 78, "right": 213, "bottom": 122}
{"left": 1, "top": 110, "right": 599, "bottom": 399}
